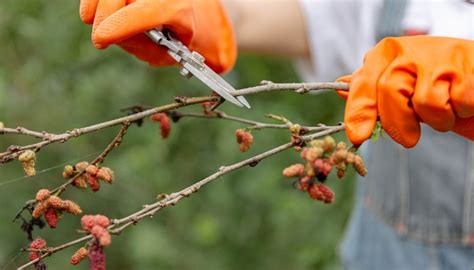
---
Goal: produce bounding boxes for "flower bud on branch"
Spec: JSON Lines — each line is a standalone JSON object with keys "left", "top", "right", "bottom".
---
{"left": 63, "top": 162, "right": 115, "bottom": 191}
{"left": 282, "top": 135, "right": 366, "bottom": 203}
{"left": 32, "top": 189, "right": 82, "bottom": 228}
{"left": 235, "top": 129, "right": 253, "bottom": 152}
{"left": 70, "top": 247, "right": 88, "bottom": 265}
{"left": 18, "top": 150, "right": 36, "bottom": 176}
{"left": 150, "top": 113, "right": 171, "bottom": 139}
{"left": 81, "top": 215, "right": 111, "bottom": 247}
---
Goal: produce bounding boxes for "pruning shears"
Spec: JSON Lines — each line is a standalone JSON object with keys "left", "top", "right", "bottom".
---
{"left": 145, "top": 29, "right": 251, "bottom": 109}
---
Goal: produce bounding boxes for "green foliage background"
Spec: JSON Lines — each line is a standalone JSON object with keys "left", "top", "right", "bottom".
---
{"left": 0, "top": 1, "right": 354, "bottom": 269}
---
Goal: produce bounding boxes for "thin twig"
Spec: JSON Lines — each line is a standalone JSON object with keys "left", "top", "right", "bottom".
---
{"left": 0, "top": 127, "right": 56, "bottom": 140}
{"left": 235, "top": 81, "right": 349, "bottom": 95}
{"left": 171, "top": 111, "right": 328, "bottom": 133}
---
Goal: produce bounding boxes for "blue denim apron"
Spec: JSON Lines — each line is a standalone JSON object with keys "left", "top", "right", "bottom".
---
{"left": 363, "top": 126, "right": 474, "bottom": 244}
{"left": 340, "top": 128, "right": 474, "bottom": 270}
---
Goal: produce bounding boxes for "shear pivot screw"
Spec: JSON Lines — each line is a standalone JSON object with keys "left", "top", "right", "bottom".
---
{"left": 179, "top": 67, "right": 192, "bottom": 79}
{"left": 191, "top": 52, "right": 205, "bottom": 63}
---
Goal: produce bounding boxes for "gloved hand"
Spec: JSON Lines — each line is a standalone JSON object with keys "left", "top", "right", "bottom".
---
{"left": 79, "top": 0, "right": 237, "bottom": 73}
{"left": 338, "top": 36, "right": 474, "bottom": 148}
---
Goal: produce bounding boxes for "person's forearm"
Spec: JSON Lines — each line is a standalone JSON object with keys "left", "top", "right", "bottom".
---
{"left": 222, "top": 0, "right": 310, "bottom": 59}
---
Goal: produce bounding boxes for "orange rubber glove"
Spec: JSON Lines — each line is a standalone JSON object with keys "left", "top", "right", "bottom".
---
{"left": 338, "top": 36, "right": 474, "bottom": 148}
{"left": 79, "top": 0, "right": 237, "bottom": 73}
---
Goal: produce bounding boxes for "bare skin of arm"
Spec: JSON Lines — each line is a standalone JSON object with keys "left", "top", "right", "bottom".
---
{"left": 222, "top": 0, "right": 310, "bottom": 59}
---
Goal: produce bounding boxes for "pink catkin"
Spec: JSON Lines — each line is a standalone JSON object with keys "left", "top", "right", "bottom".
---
{"left": 47, "top": 195, "right": 66, "bottom": 209}
{"left": 86, "top": 174, "right": 101, "bottom": 192}
{"left": 235, "top": 129, "right": 253, "bottom": 152}
{"left": 75, "top": 161, "right": 89, "bottom": 171}
{"left": 90, "top": 226, "right": 111, "bottom": 247}
{"left": 82, "top": 215, "right": 111, "bottom": 247}
{"left": 93, "top": 215, "right": 110, "bottom": 228}
{"left": 308, "top": 183, "right": 334, "bottom": 203}
{"left": 29, "top": 238, "right": 47, "bottom": 262}
{"left": 297, "top": 176, "right": 312, "bottom": 192}
{"left": 88, "top": 240, "right": 106, "bottom": 270}
{"left": 96, "top": 167, "right": 114, "bottom": 183}
{"left": 44, "top": 208, "right": 58, "bottom": 228}
{"left": 81, "top": 215, "right": 95, "bottom": 231}
{"left": 282, "top": 164, "right": 305, "bottom": 178}
{"left": 150, "top": 113, "right": 171, "bottom": 138}
{"left": 70, "top": 247, "right": 88, "bottom": 265}
{"left": 85, "top": 165, "right": 99, "bottom": 176}
{"left": 35, "top": 189, "right": 50, "bottom": 201}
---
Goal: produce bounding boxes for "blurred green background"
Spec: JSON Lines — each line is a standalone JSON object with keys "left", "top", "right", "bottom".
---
{"left": 0, "top": 1, "right": 355, "bottom": 269}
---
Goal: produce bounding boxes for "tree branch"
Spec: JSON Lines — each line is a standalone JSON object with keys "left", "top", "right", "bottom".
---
{"left": 9, "top": 81, "right": 350, "bottom": 269}
{"left": 0, "top": 96, "right": 215, "bottom": 164}
{"left": 0, "top": 82, "right": 349, "bottom": 164}
{"left": 16, "top": 124, "right": 345, "bottom": 269}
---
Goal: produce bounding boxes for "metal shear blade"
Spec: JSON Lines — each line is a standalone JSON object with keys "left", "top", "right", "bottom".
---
{"left": 145, "top": 29, "right": 250, "bottom": 108}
